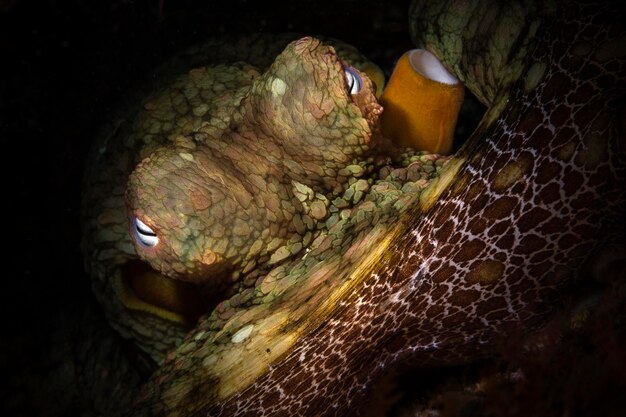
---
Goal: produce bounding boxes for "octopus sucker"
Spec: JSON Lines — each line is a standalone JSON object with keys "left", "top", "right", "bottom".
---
{"left": 78, "top": 0, "right": 625, "bottom": 415}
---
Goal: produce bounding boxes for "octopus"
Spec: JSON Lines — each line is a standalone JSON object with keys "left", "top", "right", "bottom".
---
{"left": 125, "top": 37, "right": 388, "bottom": 285}
{"left": 77, "top": 0, "right": 625, "bottom": 416}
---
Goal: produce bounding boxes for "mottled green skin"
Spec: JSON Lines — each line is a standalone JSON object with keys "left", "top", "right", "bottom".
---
{"left": 409, "top": 0, "right": 554, "bottom": 106}
{"left": 82, "top": 34, "right": 421, "bottom": 366}
{"left": 127, "top": 38, "right": 383, "bottom": 285}
{"left": 78, "top": 32, "right": 451, "bottom": 416}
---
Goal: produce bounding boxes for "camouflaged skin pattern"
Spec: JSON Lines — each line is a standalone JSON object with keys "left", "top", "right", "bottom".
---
{"left": 409, "top": 0, "right": 553, "bottom": 107}
{"left": 203, "top": 1, "right": 625, "bottom": 415}
{"left": 81, "top": 34, "right": 383, "bottom": 363}
{"left": 126, "top": 38, "right": 382, "bottom": 284}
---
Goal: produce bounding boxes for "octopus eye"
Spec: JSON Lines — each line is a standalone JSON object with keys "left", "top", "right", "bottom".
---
{"left": 343, "top": 66, "right": 362, "bottom": 94}
{"left": 133, "top": 217, "right": 158, "bottom": 247}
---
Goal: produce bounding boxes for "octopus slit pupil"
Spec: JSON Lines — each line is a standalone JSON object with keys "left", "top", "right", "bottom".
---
{"left": 134, "top": 218, "right": 159, "bottom": 247}
{"left": 344, "top": 66, "right": 362, "bottom": 94}
{"left": 137, "top": 227, "right": 156, "bottom": 237}
{"left": 135, "top": 218, "right": 155, "bottom": 234}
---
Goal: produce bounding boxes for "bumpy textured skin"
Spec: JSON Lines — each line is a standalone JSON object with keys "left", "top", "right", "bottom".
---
{"left": 409, "top": 0, "right": 555, "bottom": 106}
{"left": 82, "top": 0, "right": 625, "bottom": 415}
{"left": 127, "top": 38, "right": 382, "bottom": 284}
{"left": 125, "top": 1, "right": 624, "bottom": 415}
{"left": 81, "top": 34, "right": 382, "bottom": 363}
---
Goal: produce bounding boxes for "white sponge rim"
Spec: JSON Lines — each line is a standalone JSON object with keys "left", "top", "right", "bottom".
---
{"left": 408, "top": 49, "right": 460, "bottom": 86}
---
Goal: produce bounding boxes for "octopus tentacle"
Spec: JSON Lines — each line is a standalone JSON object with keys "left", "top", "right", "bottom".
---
{"left": 183, "top": 0, "right": 623, "bottom": 415}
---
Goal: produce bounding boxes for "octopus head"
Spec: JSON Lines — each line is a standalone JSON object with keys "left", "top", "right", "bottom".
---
{"left": 242, "top": 36, "right": 385, "bottom": 185}
{"left": 126, "top": 138, "right": 255, "bottom": 284}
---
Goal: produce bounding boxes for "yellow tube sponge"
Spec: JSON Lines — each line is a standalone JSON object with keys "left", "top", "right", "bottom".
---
{"left": 380, "top": 49, "right": 464, "bottom": 154}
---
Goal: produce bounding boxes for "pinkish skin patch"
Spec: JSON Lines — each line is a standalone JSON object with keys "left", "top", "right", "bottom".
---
{"left": 344, "top": 227, "right": 387, "bottom": 260}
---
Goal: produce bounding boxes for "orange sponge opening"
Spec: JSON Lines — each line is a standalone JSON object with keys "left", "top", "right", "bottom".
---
{"left": 380, "top": 49, "right": 464, "bottom": 155}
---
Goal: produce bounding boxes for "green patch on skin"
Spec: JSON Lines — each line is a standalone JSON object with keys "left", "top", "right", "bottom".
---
{"left": 524, "top": 61, "right": 548, "bottom": 93}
